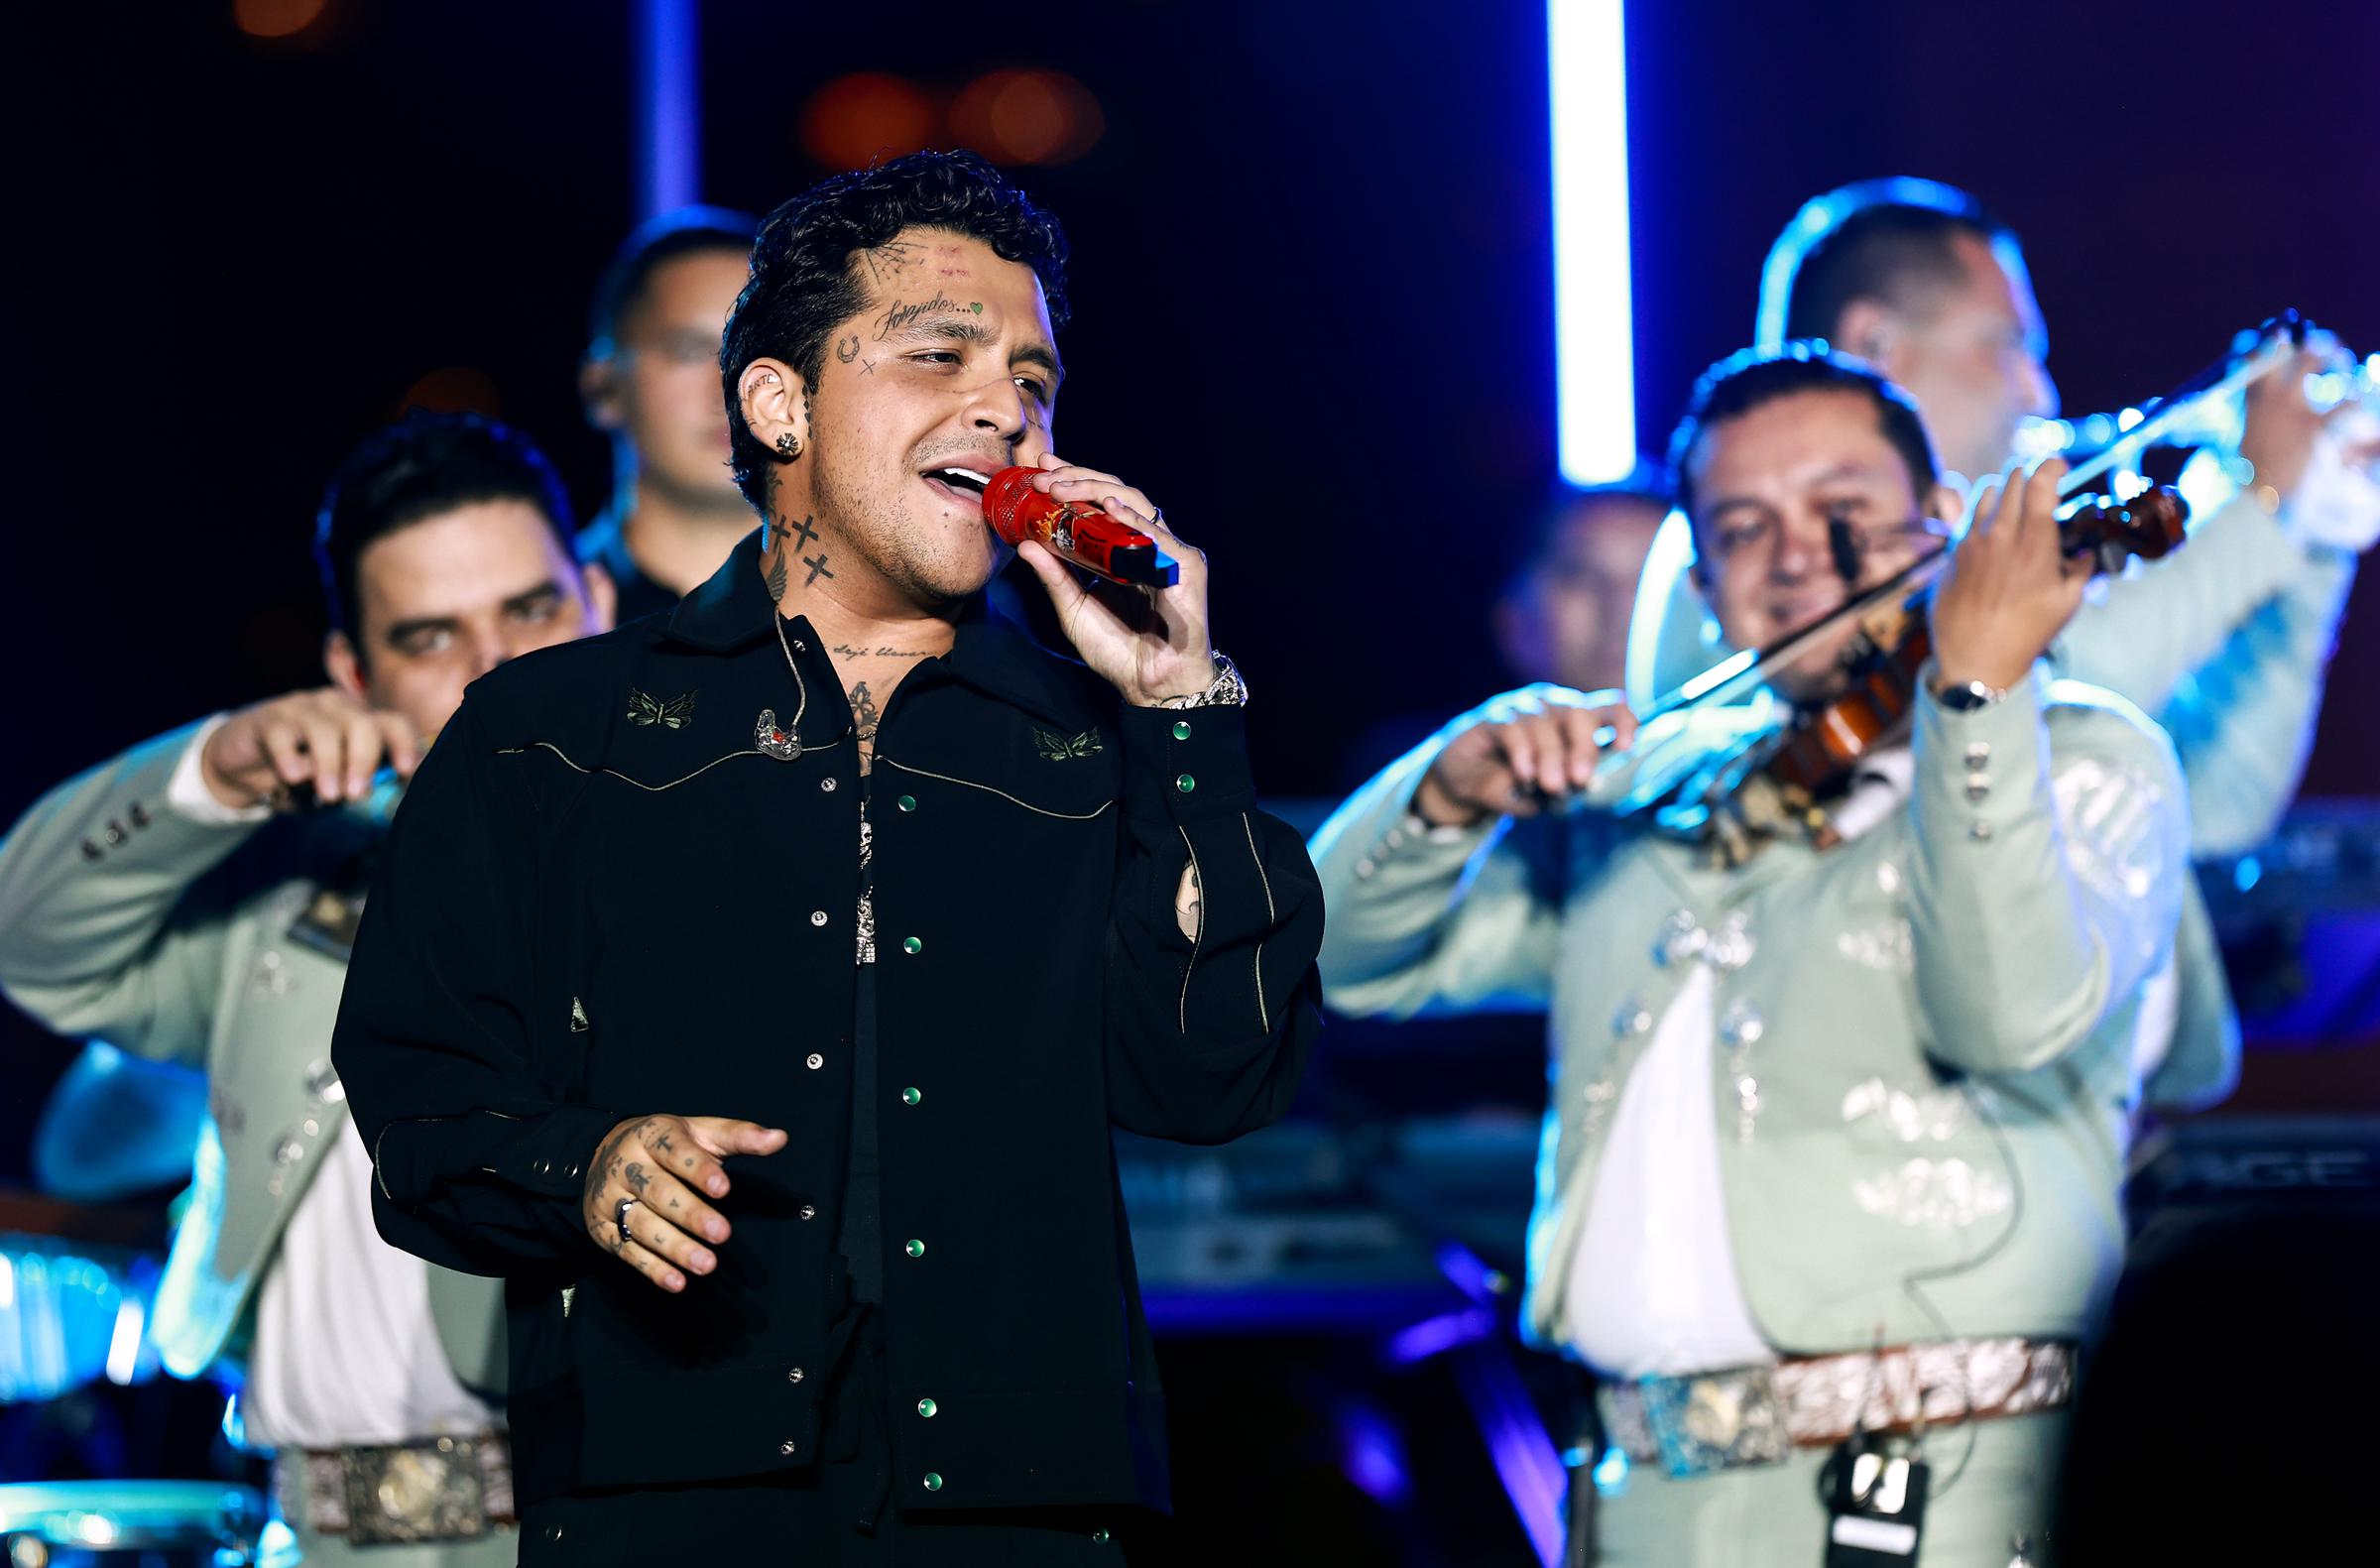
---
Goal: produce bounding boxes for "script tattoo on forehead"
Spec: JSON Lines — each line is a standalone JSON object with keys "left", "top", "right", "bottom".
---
{"left": 874, "top": 293, "right": 984, "bottom": 339}
{"left": 858, "top": 239, "right": 923, "bottom": 287}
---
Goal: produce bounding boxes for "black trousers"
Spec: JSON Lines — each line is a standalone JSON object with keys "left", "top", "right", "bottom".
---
{"left": 518, "top": 1307, "right": 1138, "bottom": 1565}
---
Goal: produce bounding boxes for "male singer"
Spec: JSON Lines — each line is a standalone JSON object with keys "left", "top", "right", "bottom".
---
{"left": 332, "top": 150, "right": 1323, "bottom": 1560}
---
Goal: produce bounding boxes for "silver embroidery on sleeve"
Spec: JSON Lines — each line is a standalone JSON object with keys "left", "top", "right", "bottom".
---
{"left": 2052, "top": 759, "right": 2168, "bottom": 905}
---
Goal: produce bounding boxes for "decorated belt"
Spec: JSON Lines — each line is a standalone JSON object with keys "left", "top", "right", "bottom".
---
{"left": 1599, "top": 1338, "right": 2076, "bottom": 1479}
{"left": 275, "top": 1430, "right": 515, "bottom": 1546}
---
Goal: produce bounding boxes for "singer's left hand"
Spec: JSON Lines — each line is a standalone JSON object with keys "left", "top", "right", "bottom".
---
{"left": 1014, "top": 452, "right": 1217, "bottom": 706}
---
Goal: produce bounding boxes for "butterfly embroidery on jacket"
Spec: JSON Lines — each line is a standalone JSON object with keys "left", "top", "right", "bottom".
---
{"left": 1033, "top": 728, "right": 1104, "bottom": 762}
{"left": 626, "top": 688, "right": 696, "bottom": 729}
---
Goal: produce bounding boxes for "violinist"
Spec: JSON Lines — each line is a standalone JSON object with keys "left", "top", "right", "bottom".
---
{"left": 1312, "top": 347, "right": 2189, "bottom": 1567}
{"left": 1747, "top": 179, "right": 2380, "bottom": 859}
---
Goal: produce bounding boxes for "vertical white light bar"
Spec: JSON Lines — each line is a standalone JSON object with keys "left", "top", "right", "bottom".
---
{"left": 1549, "top": 0, "right": 1637, "bottom": 484}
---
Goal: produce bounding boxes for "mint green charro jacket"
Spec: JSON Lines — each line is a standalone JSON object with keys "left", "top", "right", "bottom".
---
{"left": 0, "top": 722, "right": 505, "bottom": 1394}
{"left": 1311, "top": 678, "right": 2216, "bottom": 1359}
{"left": 2051, "top": 479, "right": 2356, "bottom": 857}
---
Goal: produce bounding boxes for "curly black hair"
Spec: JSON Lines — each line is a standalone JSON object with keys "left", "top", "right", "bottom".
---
{"left": 720, "top": 150, "right": 1071, "bottom": 512}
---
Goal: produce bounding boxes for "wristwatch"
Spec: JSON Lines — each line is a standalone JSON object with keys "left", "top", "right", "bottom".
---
{"left": 1154, "top": 652, "right": 1250, "bottom": 709}
{"left": 1931, "top": 674, "right": 2008, "bottom": 712}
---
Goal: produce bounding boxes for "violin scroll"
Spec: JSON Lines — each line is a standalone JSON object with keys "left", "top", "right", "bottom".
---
{"left": 2057, "top": 485, "right": 2189, "bottom": 575}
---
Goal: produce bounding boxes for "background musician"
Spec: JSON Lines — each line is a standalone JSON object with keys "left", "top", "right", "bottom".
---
{"left": 1313, "top": 347, "right": 2195, "bottom": 1566}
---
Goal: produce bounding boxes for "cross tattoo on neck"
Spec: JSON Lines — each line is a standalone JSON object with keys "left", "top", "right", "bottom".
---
{"left": 802, "top": 552, "right": 835, "bottom": 586}
{"left": 784, "top": 515, "right": 821, "bottom": 551}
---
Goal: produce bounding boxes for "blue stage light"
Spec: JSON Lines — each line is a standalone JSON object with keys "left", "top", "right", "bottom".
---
{"left": 635, "top": 0, "right": 699, "bottom": 220}
{"left": 1549, "top": 0, "right": 1637, "bottom": 485}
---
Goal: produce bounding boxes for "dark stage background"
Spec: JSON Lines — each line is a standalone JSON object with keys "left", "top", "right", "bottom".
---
{"left": 5, "top": 0, "right": 2380, "bottom": 1558}
{"left": 10, "top": 0, "right": 2380, "bottom": 1126}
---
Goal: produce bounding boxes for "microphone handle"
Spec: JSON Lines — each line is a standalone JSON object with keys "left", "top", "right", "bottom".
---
{"left": 982, "top": 466, "right": 1182, "bottom": 588}
{"left": 1035, "top": 503, "right": 1181, "bottom": 589}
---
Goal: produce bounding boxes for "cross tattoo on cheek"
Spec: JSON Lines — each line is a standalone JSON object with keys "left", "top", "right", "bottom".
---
{"left": 803, "top": 552, "right": 835, "bottom": 586}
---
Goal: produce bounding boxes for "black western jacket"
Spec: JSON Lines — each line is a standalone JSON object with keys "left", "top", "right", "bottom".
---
{"left": 331, "top": 533, "right": 1323, "bottom": 1509}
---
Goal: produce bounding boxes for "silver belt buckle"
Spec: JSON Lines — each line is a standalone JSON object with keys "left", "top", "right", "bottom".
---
{"left": 337, "top": 1435, "right": 489, "bottom": 1545}
{"left": 1640, "top": 1367, "right": 1792, "bottom": 1477}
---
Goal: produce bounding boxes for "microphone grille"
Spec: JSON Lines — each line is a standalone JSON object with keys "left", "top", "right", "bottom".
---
{"left": 982, "top": 467, "right": 1036, "bottom": 545}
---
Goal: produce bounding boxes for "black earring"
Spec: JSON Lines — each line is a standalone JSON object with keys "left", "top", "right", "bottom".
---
{"left": 775, "top": 432, "right": 802, "bottom": 460}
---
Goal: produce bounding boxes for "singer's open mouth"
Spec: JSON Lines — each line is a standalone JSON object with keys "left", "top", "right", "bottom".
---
{"left": 921, "top": 465, "right": 991, "bottom": 511}
{"left": 929, "top": 465, "right": 990, "bottom": 495}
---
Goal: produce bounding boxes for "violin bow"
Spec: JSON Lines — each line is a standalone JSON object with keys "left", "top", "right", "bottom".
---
{"left": 1629, "top": 309, "right": 2312, "bottom": 729}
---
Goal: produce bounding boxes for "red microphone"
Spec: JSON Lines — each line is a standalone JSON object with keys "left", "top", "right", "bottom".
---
{"left": 976, "top": 466, "right": 1180, "bottom": 588}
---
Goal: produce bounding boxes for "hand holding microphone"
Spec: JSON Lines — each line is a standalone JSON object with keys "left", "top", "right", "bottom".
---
{"left": 940, "top": 463, "right": 1180, "bottom": 588}
{"left": 980, "top": 454, "right": 1217, "bottom": 708}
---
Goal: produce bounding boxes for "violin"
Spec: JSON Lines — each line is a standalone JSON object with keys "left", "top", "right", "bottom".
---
{"left": 1582, "top": 310, "right": 2314, "bottom": 830}
{"left": 1761, "top": 487, "right": 2190, "bottom": 799}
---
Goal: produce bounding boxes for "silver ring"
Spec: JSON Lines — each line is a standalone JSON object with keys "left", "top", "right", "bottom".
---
{"left": 616, "top": 1196, "right": 639, "bottom": 1245}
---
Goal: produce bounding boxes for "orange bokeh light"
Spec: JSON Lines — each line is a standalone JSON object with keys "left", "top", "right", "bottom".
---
{"left": 233, "top": 0, "right": 330, "bottom": 40}
{"left": 397, "top": 366, "right": 501, "bottom": 419}
{"left": 949, "top": 69, "right": 1105, "bottom": 167}
{"left": 799, "top": 74, "right": 940, "bottom": 173}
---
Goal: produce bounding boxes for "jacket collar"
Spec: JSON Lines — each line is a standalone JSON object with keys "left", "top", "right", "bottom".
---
{"left": 660, "top": 528, "right": 1089, "bottom": 729}
{"left": 659, "top": 528, "right": 778, "bottom": 654}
